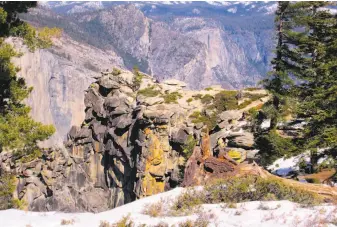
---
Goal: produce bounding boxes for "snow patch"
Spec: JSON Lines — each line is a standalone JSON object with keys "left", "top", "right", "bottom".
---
{"left": 228, "top": 7, "right": 237, "bottom": 14}
{"left": 268, "top": 152, "right": 310, "bottom": 176}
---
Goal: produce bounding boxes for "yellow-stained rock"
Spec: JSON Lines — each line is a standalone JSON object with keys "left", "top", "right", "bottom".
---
{"left": 146, "top": 129, "right": 164, "bottom": 166}
{"left": 142, "top": 173, "right": 165, "bottom": 196}
{"left": 149, "top": 164, "right": 166, "bottom": 177}
{"left": 217, "top": 138, "right": 226, "bottom": 148}
{"left": 201, "top": 129, "right": 211, "bottom": 159}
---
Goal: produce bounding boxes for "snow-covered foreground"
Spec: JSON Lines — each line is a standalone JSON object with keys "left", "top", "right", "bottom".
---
{"left": 1, "top": 187, "right": 337, "bottom": 227}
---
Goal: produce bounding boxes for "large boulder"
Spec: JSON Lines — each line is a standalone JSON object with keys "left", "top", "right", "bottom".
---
{"left": 98, "top": 75, "right": 120, "bottom": 89}
{"left": 228, "top": 132, "right": 254, "bottom": 149}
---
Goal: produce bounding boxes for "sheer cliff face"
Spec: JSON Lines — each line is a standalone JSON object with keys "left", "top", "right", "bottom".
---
{"left": 71, "top": 4, "right": 273, "bottom": 89}
{"left": 23, "top": 4, "right": 274, "bottom": 91}
{"left": 9, "top": 37, "right": 123, "bottom": 146}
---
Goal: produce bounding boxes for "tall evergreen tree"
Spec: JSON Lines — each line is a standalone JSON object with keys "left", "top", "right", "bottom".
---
{"left": 0, "top": 2, "right": 55, "bottom": 160}
{"left": 292, "top": 2, "right": 337, "bottom": 160}
{"left": 257, "top": 1, "right": 337, "bottom": 166}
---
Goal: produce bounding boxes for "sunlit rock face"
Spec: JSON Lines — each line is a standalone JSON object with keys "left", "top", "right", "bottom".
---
{"left": 0, "top": 67, "right": 266, "bottom": 212}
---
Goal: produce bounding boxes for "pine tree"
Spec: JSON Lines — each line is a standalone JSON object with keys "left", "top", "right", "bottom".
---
{"left": 258, "top": 1, "right": 337, "bottom": 166}
{"left": 0, "top": 2, "right": 55, "bottom": 160}
{"left": 292, "top": 3, "right": 337, "bottom": 160}
{"left": 261, "top": 1, "right": 295, "bottom": 130}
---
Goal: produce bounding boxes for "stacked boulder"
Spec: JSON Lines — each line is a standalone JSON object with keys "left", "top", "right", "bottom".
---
{"left": 1, "top": 69, "right": 265, "bottom": 212}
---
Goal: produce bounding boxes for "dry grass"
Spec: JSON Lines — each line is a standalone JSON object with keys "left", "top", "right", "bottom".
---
{"left": 142, "top": 200, "right": 165, "bottom": 217}
{"left": 60, "top": 219, "right": 75, "bottom": 225}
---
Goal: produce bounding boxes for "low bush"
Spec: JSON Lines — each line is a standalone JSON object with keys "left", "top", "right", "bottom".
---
{"left": 138, "top": 86, "right": 160, "bottom": 97}
{"left": 169, "top": 176, "right": 321, "bottom": 220}
{"left": 113, "top": 214, "right": 134, "bottom": 227}
{"left": 162, "top": 92, "right": 182, "bottom": 104}
{"left": 212, "top": 90, "right": 238, "bottom": 112}
{"left": 99, "top": 221, "right": 111, "bottom": 227}
{"left": 205, "top": 87, "right": 213, "bottom": 91}
{"left": 182, "top": 135, "right": 197, "bottom": 159}
{"left": 238, "top": 100, "right": 252, "bottom": 109}
{"left": 132, "top": 66, "right": 144, "bottom": 90}
{"left": 170, "top": 189, "right": 204, "bottom": 216}
{"left": 186, "top": 98, "right": 193, "bottom": 103}
{"left": 204, "top": 176, "right": 322, "bottom": 206}
{"left": 112, "top": 68, "right": 121, "bottom": 76}
{"left": 142, "top": 200, "right": 164, "bottom": 217}
{"left": 0, "top": 173, "right": 16, "bottom": 210}
{"left": 60, "top": 219, "right": 75, "bottom": 225}
{"left": 200, "top": 94, "right": 213, "bottom": 104}
{"left": 193, "top": 94, "right": 203, "bottom": 100}
{"left": 244, "top": 87, "right": 260, "bottom": 91}
{"left": 189, "top": 111, "right": 217, "bottom": 130}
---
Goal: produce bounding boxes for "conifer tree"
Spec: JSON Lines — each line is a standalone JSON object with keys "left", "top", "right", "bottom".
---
{"left": 258, "top": 1, "right": 337, "bottom": 166}
{"left": 292, "top": 2, "right": 337, "bottom": 160}
{"left": 0, "top": 2, "right": 55, "bottom": 160}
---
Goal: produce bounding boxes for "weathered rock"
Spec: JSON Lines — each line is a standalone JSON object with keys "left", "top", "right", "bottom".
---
{"left": 68, "top": 126, "right": 80, "bottom": 140}
{"left": 137, "top": 96, "right": 164, "bottom": 106}
{"left": 163, "top": 79, "right": 187, "bottom": 87}
{"left": 104, "top": 95, "right": 121, "bottom": 108}
{"left": 228, "top": 132, "right": 254, "bottom": 149}
{"left": 76, "top": 127, "right": 92, "bottom": 140}
{"left": 99, "top": 75, "right": 120, "bottom": 89}
{"left": 204, "top": 157, "right": 235, "bottom": 174}
{"left": 116, "top": 115, "right": 133, "bottom": 129}
{"left": 2, "top": 66, "right": 265, "bottom": 213}
{"left": 171, "top": 128, "right": 189, "bottom": 145}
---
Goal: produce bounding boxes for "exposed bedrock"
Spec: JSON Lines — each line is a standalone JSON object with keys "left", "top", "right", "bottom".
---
{"left": 0, "top": 69, "right": 267, "bottom": 212}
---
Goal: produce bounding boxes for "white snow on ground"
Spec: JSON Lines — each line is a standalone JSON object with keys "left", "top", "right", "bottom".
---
{"left": 1, "top": 187, "right": 337, "bottom": 227}
{"left": 268, "top": 152, "right": 310, "bottom": 176}
{"left": 268, "top": 148, "right": 332, "bottom": 177}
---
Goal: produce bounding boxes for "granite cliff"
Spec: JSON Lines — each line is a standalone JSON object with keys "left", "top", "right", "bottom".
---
{"left": 0, "top": 68, "right": 268, "bottom": 212}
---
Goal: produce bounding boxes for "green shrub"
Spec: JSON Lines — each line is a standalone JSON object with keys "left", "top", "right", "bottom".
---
{"left": 10, "top": 24, "right": 62, "bottom": 51}
{"left": 138, "top": 86, "right": 160, "bottom": 97}
{"left": 200, "top": 94, "right": 213, "bottom": 104}
{"left": 186, "top": 98, "right": 193, "bottom": 103}
{"left": 182, "top": 135, "right": 197, "bottom": 159}
{"left": 244, "top": 87, "right": 260, "bottom": 91}
{"left": 248, "top": 107, "right": 259, "bottom": 118}
{"left": 114, "top": 214, "right": 134, "bottom": 227}
{"left": 112, "top": 67, "right": 121, "bottom": 76}
{"left": 162, "top": 92, "right": 182, "bottom": 104}
{"left": 193, "top": 94, "right": 203, "bottom": 100}
{"left": 238, "top": 100, "right": 253, "bottom": 109}
{"left": 189, "top": 111, "right": 201, "bottom": 119}
{"left": 205, "top": 87, "right": 213, "bottom": 91}
{"left": 189, "top": 111, "right": 217, "bottom": 130}
{"left": 12, "top": 198, "right": 27, "bottom": 210}
{"left": 0, "top": 173, "right": 16, "bottom": 210}
{"left": 170, "top": 189, "right": 204, "bottom": 215}
{"left": 212, "top": 90, "right": 238, "bottom": 112}
{"left": 132, "top": 66, "right": 144, "bottom": 90}
{"left": 204, "top": 176, "right": 322, "bottom": 206}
